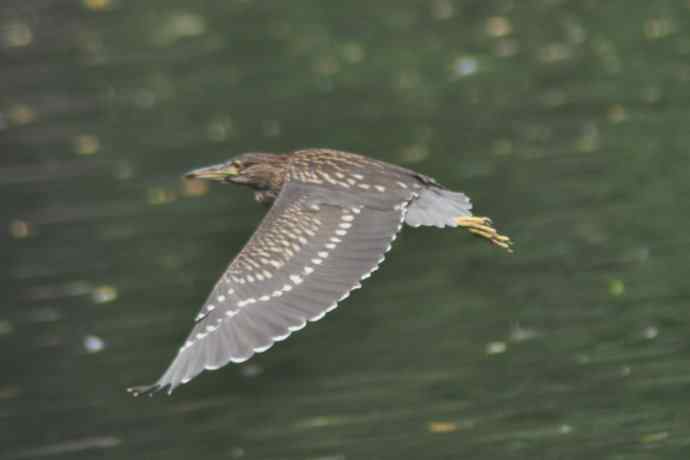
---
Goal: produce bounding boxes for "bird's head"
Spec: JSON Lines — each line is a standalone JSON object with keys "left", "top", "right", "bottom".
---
{"left": 185, "top": 152, "right": 287, "bottom": 190}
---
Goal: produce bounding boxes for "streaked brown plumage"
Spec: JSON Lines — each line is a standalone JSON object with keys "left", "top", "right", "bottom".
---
{"left": 129, "top": 148, "right": 512, "bottom": 396}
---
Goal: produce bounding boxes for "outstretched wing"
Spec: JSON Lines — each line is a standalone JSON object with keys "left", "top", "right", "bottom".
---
{"left": 130, "top": 181, "right": 412, "bottom": 395}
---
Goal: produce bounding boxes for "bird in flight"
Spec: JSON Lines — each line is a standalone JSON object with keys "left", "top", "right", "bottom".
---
{"left": 128, "top": 149, "right": 512, "bottom": 396}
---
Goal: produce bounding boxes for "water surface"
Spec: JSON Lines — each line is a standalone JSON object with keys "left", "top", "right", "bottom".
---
{"left": 2, "top": 1, "right": 690, "bottom": 459}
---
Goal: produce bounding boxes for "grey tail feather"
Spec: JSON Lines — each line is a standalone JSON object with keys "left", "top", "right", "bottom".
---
{"left": 404, "top": 187, "right": 473, "bottom": 228}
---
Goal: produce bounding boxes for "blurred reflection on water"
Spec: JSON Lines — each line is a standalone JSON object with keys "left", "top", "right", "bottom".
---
{"left": 2, "top": 1, "right": 690, "bottom": 459}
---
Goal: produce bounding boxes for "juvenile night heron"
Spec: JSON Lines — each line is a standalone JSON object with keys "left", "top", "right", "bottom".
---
{"left": 129, "top": 148, "right": 512, "bottom": 396}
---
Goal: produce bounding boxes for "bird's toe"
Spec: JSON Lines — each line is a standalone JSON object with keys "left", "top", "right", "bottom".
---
{"left": 455, "top": 215, "right": 514, "bottom": 253}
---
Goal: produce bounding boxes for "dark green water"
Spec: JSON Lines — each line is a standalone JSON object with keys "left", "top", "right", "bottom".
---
{"left": 3, "top": 1, "right": 690, "bottom": 458}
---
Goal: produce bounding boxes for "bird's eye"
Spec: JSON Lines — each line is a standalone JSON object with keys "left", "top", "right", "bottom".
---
{"left": 226, "top": 161, "right": 242, "bottom": 175}
{"left": 225, "top": 161, "right": 241, "bottom": 180}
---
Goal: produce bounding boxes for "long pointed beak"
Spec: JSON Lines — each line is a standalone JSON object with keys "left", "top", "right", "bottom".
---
{"left": 184, "top": 163, "right": 238, "bottom": 181}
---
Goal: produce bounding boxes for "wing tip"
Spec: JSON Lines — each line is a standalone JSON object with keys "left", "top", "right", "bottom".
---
{"left": 127, "top": 381, "right": 172, "bottom": 397}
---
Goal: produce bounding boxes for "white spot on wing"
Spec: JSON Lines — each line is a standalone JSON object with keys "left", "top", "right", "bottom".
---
{"left": 310, "top": 311, "right": 326, "bottom": 321}
{"left": 288, "top": 319, "right": 307, "bottom": 332}
{"left": 274, "top": 332, "right": 291, "bottom": 341}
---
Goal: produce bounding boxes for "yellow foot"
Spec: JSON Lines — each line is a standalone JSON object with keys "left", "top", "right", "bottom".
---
{"left": 455, "top": 216, "right": 514, "bottom": 253}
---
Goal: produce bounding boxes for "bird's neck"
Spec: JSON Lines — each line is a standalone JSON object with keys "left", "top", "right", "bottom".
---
{"left": 241, "top": 153, "right": 289, "bottom": 197}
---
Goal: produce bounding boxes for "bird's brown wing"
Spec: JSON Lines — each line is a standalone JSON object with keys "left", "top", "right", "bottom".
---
{"left": 129, "top": 182, "right": 412, "bottom": 395}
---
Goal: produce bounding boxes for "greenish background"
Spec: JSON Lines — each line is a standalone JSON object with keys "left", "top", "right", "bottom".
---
{"left": 2, "top": 1, "right": 690, "bottom": 458}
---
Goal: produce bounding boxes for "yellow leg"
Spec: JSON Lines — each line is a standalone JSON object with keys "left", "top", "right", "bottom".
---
{"left": 455, "top": 216, "right": 514, "bottom": 253}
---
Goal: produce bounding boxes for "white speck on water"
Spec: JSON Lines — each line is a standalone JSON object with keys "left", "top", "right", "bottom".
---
{"left": 454, "top": 56, "right": 479, "bottom": 77}
{"left": 559, "top": 424, "right": 574, "bottom": 434}
{"left": 2, "top": 21, "right": 33, "bottom": 48}
{"left": 574, "top": 353, "right": 590, "bottom": 364}
{"left": 510, "top": 324, "right": 538, "bottom": 342}
{"left": 240, "top": 363, "right": 263, "bottom": 378}
{"left": 83, "top": 335, "right": 105, "bottom": 353}
{"left": 642, "top": 325, "right": 659, "bottom": 339}
{"left": 91, "top": 285, "right": 117, "bottom": 304}
{"left": 485, "top": 341, "right": 507, "bottom": 355}
{"left": 155, "top": 12, "right": 207, "bottom": 46}
{"left": 0, "top": 320, "right": 14, "bottom": 336}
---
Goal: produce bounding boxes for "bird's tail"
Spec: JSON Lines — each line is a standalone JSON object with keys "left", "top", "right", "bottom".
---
{"left": 404, "top": 187, "right": 473, "bottom": 228}
{"left": 405, "top": 187, "right": 513, "bottom": 252}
